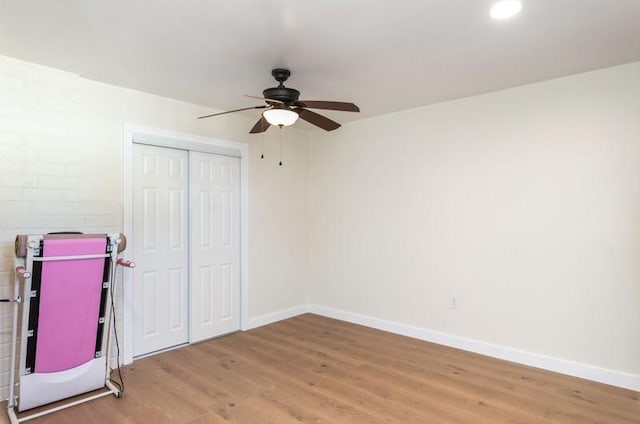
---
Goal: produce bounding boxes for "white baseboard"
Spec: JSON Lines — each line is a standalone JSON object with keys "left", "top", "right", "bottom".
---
{"left": 305, "top": 305, "right": 639, "bottom": 392}
{"left": 246, "top": 305, "right": 310, "bottom": 330}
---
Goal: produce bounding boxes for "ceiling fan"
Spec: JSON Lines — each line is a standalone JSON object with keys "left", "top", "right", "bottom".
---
{"left": 198, "top": 68, "right": 360, "bottom": 133}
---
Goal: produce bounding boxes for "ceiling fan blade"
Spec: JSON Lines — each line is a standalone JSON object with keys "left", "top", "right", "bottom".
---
{"left": 198, "top": 105, "right": 267, "bottom": 119}
{"left": 296, "top": 100, "right": 360, "bottom": 112}
{"left": 244, "top": 94, "right": 284, "bottom": 104}
{"left": 296, "top": 108, "right": 341, "bottom": 131}
{"left": 249, "top": 116, "right": 270, "bottom": 134}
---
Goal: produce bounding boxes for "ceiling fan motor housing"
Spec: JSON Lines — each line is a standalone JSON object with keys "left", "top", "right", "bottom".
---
{"left": 263, "top": 87, "right": 300, "bottom": 105}
{"left": 264, "top": 68, "right": 300, "bottom": 105}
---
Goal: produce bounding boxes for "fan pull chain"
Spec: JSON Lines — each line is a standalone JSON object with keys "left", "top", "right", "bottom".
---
{"left": 278, "top": 127, "right": 283, "bottom": 166}
{"left": 260, "top": 131, "right": 264, "bottom": 159}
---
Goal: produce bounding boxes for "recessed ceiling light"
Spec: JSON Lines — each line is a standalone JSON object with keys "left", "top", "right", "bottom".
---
{"left": 490, "top": 0, "right": 523, "bottom": 20}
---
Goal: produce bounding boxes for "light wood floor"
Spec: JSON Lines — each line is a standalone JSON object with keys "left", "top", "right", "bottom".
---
{"left": 3, "top": 314, "right": 638, "bottom": 423}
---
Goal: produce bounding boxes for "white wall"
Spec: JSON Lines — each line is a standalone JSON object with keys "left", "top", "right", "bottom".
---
{"left": 248, "top": 130, "right": 309, "bottom": 317}
{"left": 308, "top": 63, "right": 640, "bottom": 380}
{"left": 0, "top": 55, "right": 309, "bottom": 396}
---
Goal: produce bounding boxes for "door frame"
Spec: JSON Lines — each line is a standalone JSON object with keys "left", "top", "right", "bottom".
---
{"left": 122, "top": 124, "right": 249, "bottom": 364}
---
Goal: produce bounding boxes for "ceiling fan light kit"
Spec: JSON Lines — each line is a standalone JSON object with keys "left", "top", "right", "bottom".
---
{"left": 199, "top": 68, "right": 360, "bottom": 134}
{"left": 263, "top": 107, "right": 299, "bottom": 127}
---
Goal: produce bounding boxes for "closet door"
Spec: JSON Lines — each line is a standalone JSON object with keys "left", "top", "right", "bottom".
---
{"left": 189, "top": 152, "right": 241, "bottom": 342}
{"left": 132, "top": 144, "right": 189, "bottom": 356}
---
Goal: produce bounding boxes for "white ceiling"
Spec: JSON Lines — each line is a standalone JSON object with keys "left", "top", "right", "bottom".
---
{"left": 0, "top": 0, "right": 639, "bottom": 127}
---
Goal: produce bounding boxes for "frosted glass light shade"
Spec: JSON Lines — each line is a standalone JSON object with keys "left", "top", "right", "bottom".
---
{"left": 263, "top": 108, "right": 299, "bottom": 127}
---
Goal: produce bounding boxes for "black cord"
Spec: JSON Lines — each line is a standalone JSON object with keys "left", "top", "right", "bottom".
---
{"left": 108, "top": 267, "right": 125, "bottom": 394}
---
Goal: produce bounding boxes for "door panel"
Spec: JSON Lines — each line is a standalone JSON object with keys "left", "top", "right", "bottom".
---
{"left": 190, "top": 152, "right": 241, "bottom": 342}
{"left": 132, "top": 144, "right": 189, "bottom": 356}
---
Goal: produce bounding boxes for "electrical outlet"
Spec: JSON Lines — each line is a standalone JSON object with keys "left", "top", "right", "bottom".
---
{"left": 449, "top": 295, "right": 458, "bottom": 309}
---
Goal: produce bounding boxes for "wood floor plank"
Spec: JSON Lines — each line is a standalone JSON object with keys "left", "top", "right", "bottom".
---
{"left": 288, "top": 314, "right": 640, "bottom": 422}
{"left": 253, "top": 319, "right": 558, "bottom": 423}
{"left": 197, "top": 337, "right": 393, "bottom": 423}
{"left": 232, "top": 326, "right": 505, "bottom": 423}
{"left": 1, "top": 314, "right": 637, "bottom": 423}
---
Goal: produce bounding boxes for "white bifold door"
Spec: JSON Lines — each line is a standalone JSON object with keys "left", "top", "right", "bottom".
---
{"left": 132, "top": 144, "right": 240, "bottom": 357}
{"left": 189, "top": 151, "right": 241, "bottom": 342}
